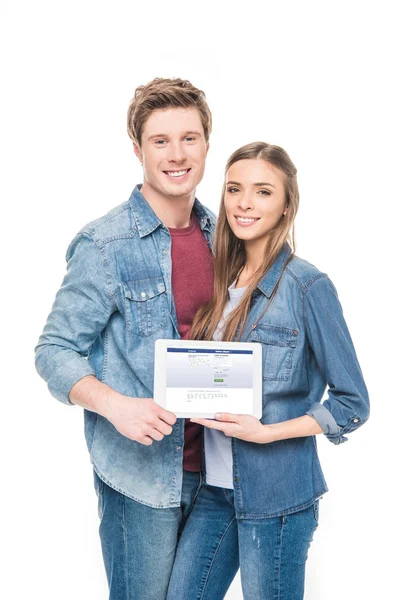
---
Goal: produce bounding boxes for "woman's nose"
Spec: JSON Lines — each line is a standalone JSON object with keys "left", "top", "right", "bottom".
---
{"left": 237, "top": 193, "right": 253, "bottom": 211}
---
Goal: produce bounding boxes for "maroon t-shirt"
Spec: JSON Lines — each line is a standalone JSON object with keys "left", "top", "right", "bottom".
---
{"left": 169, "top": 215, "right": 214, "bottom": 471}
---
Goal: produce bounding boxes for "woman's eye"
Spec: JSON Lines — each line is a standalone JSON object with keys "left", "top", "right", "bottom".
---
{"left": 258, "top": 189, "right": 271, "bottom": 196}
{"left": 227, "top": 187, "right": 239, "bottom": 193}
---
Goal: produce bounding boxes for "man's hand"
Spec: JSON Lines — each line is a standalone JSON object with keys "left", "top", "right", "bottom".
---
{"left": 104, "top": 396, "right": 177, "bottom": 445}
{"left": 69, "top": 375, "right": 177, "bottom": 445}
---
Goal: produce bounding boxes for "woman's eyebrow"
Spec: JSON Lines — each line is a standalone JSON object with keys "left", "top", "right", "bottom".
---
{"left": 226, "top": 181, "right": 276, "bottom": 188}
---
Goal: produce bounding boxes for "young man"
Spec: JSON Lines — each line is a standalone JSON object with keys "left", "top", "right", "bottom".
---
{"left": 35, "top": 78, "right": 215, "bottom": 599}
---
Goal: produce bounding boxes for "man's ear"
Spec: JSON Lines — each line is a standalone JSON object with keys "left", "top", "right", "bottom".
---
{"left": 133, "top": 143, "right": 143, "bottom": 164}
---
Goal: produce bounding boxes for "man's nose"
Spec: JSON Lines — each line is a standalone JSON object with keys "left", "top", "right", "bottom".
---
{"left": 167, "top": 142, "right": 186, "bottom": 163}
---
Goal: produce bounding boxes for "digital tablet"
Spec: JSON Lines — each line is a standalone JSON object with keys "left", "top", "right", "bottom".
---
{"left": 154, "top": 339, "right": 262, "bottom": 419}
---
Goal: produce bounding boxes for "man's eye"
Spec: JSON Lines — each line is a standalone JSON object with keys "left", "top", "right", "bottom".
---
{"left": 185, "top": 136, "right": 196, "bottom": 142}
{"left": 227, "top": 187, "right": 239, "bottom": 193}
{"left": 155, "top": 140, "right": 166, "bottom": 145}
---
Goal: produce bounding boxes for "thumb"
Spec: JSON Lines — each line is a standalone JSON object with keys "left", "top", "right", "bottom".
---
{"left": 214, "top": 413, "right": 238, "bottom": 422}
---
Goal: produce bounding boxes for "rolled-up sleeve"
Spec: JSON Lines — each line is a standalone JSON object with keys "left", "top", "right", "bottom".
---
{"left": 35, "top": 233, "right": 116, "bottom": 404}
{"left": 304, "top": 275, "right": 369, "bottom": 445}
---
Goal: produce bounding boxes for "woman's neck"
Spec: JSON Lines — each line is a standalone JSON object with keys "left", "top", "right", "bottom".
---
{"left": 237, "top": 238, "right": 268, "bottom": 286}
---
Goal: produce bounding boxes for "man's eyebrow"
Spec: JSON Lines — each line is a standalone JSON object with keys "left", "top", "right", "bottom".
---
{"left": 148, "top": 133, "right": 168, "bottom": 141}
{"left": 147, "top": 130, "right": 202, "bottom": 141}
{"left": 226, "top": 181, "right": 276, "bottom": 188}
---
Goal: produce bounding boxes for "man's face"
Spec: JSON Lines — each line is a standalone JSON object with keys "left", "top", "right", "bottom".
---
{"left": 135, "top": 107, "right": 209, "bottom": 200}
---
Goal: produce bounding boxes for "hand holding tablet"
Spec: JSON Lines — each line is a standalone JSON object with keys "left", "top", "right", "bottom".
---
{"left": 154, "top": 339, "right": 262, "bottom": 419}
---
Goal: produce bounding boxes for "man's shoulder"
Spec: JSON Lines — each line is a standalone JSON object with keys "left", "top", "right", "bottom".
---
{"left": 77, "top": 199, "right": 135, "bottom": 245}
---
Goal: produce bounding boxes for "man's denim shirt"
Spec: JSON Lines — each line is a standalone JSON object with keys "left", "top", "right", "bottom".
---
{"left": 35, "top": 185, "right": 369, "bottom": 517}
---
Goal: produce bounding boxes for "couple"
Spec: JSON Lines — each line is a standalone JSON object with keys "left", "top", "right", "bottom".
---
{"left": 35, "top": 77, "right": 369, "bottom": 599}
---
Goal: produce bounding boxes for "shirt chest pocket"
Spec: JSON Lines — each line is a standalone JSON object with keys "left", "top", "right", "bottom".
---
{"left": 250, "top": 324, "right": 298, "bottom": 381}
{"left": 122, "top": 277, "right": 168, "bottom": 337}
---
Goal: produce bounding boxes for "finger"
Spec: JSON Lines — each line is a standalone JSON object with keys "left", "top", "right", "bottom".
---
{"left": 214, "top": 413, "right": 240, "bottom": 423}
{"left": 149, "top": 428, "right": 164, "bottom": 442}
{"left": 138, "top": 435, "right": 153, "bottom": 446}
{"left": 154, "top": 421, "right": 173, "bottom": 436}
{"left": 157, "top": 407, "right": 177, "bottom": 426}
{"left": 190, "top": 418, "right": 229, "bottom": 433}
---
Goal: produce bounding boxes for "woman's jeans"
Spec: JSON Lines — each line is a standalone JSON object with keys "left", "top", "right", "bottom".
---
{"left": 167, "top": 482, "right": 319, "bottom": 600}
{"left": 94, "top": 469, "right": 201, "bottom": 600}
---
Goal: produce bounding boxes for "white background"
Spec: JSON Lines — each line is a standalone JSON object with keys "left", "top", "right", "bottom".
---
{"left": 1, "top": 1, "right": 399, "bottom": 598}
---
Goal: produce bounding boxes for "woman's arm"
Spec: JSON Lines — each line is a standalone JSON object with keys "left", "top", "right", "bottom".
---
{"left": 190, "top": 413, "right": 323, "bottom": 444}
{"left": 303, "top": 275, "right": 370, "bottom": 444}
{"left": 192, "top": 275, "right": 369, "bottom": 445}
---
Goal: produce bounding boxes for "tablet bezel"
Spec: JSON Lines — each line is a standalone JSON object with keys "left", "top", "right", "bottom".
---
{"left": 154, "top": 338, "right": 263, "bottom": 419}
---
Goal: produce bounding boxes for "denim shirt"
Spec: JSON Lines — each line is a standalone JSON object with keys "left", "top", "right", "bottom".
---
{"left": 35, "top": 185, "right": 215, "bottom": 508}
{"left": 35, "top": 186, "right": 369, "bottom": 516}
{"left": 232, "top": 244, "right": 369, "bottom": 518}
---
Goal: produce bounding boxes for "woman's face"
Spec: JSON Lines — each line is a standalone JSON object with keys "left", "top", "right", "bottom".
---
{"left": 224, "top": 159, "right": 287, "bottom": 245}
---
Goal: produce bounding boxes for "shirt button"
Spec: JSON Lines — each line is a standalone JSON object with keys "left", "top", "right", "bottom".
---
{"left": 293, "top": 329, "right": 298, "bottom": 336}
{"left": 176, "top": 446, "right": 182, "bottom": 451}
{"left": 234, "top": 476, "right": 239, "bottom": 483}
{"left": 353, "top": 418, "right": 359, "bottom": 423}
{"left": 163, "top": 250, "right": 168, "bottom": 255}
{"left": 141, "top": 292, "right": 146, "bottom": 298}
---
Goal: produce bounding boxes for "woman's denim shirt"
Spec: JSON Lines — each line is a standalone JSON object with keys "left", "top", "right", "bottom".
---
{"left": 35, "top": 186, "right": 369, "bottom": 517}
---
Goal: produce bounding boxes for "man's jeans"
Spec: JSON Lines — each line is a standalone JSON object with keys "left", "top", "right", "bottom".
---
{"left": 94, "top": 469, "right": 201, "bottom": 600}
{"left": 167, "top": 483, "right": 319, "bottom": 600}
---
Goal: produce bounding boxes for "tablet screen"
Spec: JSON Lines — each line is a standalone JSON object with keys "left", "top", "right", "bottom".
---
{"left": 165, "top": 346, "right": 254, "bottom": 414}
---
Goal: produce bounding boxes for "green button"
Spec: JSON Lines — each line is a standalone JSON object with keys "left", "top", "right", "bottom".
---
{"left": 214, "top": 378, "right": 224, "bottom": 382}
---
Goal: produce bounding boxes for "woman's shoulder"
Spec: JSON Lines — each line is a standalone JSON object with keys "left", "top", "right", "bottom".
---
{"left": 285, "top": 254, "right": 329, "bottom": 292}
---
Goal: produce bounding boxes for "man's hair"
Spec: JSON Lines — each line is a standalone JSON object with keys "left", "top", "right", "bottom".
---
{"left": 127, "top": 77, "right": 212, "bottom": 146}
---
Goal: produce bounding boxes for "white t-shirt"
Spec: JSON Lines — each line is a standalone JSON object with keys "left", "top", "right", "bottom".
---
{"left": 204, "top": 283, "right": 247, "bottom": 489}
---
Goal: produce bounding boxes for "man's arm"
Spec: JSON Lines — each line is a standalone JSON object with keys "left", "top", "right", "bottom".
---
{"left": 35, "top": 233, "right": 176, "bottom": 444}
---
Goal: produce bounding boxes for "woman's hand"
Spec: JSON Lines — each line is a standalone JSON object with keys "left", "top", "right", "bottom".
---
{"left": 191, "top": 413, "right": 324, "bottom": 443}
{"left": 190, "top": 413, "right": 277, "bottom": 444}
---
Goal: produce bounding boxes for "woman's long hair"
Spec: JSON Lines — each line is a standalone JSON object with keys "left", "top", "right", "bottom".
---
{"left": 191, "top": 142, "right": 299, "bottom": 341}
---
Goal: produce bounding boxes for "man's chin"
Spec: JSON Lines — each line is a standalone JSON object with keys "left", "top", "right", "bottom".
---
{"left": 163, "top": 182, "right": 197, "bottom": 198}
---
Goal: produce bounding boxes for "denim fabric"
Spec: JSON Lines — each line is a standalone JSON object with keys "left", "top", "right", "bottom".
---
{"left": 94, "top": 469, "right": 201, "bottom": 600}
{"left": 167, "top": 482, "right": 318, "bottom": 600}
{"left": 35, "top": 185, "right": 369, "bottom": 516}
{"left": 227, "top": 243, "right": 369, "bottom": 517}
{"left": 35, "top": 185, "right": 215, "bottom": 508}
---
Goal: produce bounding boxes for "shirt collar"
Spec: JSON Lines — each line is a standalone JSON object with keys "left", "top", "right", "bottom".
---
{"left": 129, "top": 184, "right": 214, "bottom": 238}
{"left": 256, "top": 243, "right": 293, "bottom": 298}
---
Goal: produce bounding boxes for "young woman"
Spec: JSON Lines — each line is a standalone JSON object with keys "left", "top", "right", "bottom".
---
{"left": 166, "top": 142, "right": 369, "bottom": 600}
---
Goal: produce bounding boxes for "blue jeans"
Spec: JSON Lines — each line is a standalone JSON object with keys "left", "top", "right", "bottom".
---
{"left": 94, "top": 469, "right": 202, "bottom": 600}
{"left": 167, "top": 483, "right": 319, "bottom": 600}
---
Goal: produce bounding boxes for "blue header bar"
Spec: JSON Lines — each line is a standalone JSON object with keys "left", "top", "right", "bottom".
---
{"left": 167, "top": 348, "right": 253, "bottom": 355}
